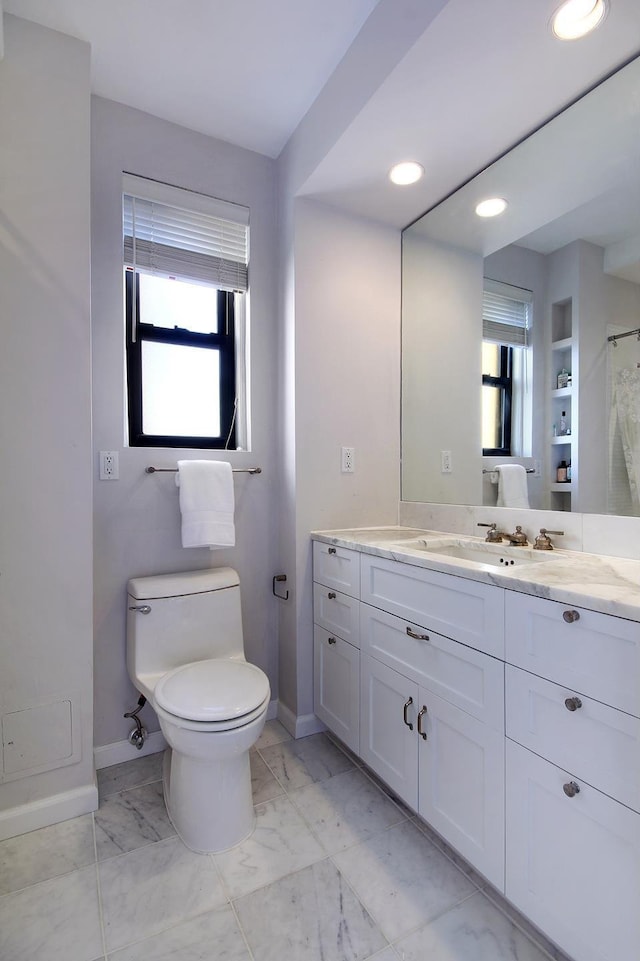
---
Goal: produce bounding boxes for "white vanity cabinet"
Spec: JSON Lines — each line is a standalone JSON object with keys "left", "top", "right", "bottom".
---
{"left": 358, "top": 555, "right": 506, "bottom": 890}
{"left": 313, "top": 543, "right": 361, "bottom": 754}
{"left": 505, "top": 592, "right": 640, "bottom": 961}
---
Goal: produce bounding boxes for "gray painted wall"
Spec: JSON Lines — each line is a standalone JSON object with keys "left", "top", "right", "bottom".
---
{"left": 0, "top": 17, "right": 94, "bottom": 821}
{"left": 91, "top": 97, "right": 279, "bottom": 748}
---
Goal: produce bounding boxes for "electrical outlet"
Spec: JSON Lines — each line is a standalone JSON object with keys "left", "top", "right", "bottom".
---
{"left": 341, "top": 446, "right": 355, "bottom": 473}
{"left": 441, "top": 450, "right": 452, "bottom": 473}
{"left": 99, "top": 450, "right": 119, "bottom": 480}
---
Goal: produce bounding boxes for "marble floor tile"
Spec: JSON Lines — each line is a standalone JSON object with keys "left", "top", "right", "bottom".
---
{"left": 0, "top": 813, "right": 95, "bottom": 895}
{"left": 214, "top": 794, "right": 325, "bottom": 899}
{"left": 251, "top": 749, "right": 286, "bottom": 804}
{"left": 368, "top": 950, "right": 399, "bottom": 961}
{"left": 99, "top": 835, "right": 226, "bottom": 952}
{"left": 289, "top": 768, "right": 407, "bottom": 854}
{"left": 0, "top": 864, "right": 103, "bottom": 961}
{"left": 411, "top": 815, "right": 489, "bottom": 889}
{"left": 97, "top": 752, "right": 163, "bottom": 799}
{"left": 255, "top": 719, "right": 292, "bottom": 750}
{"left": 394, "top": 892, "right": 550, "bottom": 961}
{"left": 259, "top": 732, "right": 354, "bottom": 791}
{"left": 234, "top": 858, "right": 387, "bottom": 961}
{"left": 108, "top": 904, "right": 252, "bottom": 961}
{"left": 332, "top": 820, "right": 476, "bottom": 943}
{"left": 95, "top": 779, "right": 175, "bottom": 859}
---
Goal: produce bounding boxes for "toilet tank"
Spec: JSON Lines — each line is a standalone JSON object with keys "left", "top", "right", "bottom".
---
{"left": 127, "top": 568, "right": 245, "bottom": 689}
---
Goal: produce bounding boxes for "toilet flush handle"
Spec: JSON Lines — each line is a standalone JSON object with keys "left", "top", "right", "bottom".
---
{"left": 129, "top": 604, "right": 151, "bottom": 614}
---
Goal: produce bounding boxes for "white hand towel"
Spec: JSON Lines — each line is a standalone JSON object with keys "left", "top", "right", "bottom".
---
{"left": 176, "top": 460, "right": 235, "bottom": 549}
{"left": 495, "top": 464, "right": 530, "bottom": 509}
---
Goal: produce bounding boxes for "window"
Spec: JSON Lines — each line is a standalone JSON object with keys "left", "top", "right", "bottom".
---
{"left": 482, "top": 280, "right": 532, "bottom": 456}
{"left": 123, "top": 175, "right": 249, "bottom": 449}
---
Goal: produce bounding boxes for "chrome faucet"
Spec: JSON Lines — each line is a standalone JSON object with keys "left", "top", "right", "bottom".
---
{"left": 533, "top": 528, "right": 564, "bottom": 551}
{"left": 477, "top": 522, "right": 507, "bottom": 543}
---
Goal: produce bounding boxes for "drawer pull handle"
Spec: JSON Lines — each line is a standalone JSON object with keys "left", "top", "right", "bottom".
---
{"left": 327, "top": 636, "right": 337, "bottom": 645}
{"left": 564, "top": 696, "right": 582, "bottom": 712}
{"left": 563, "top": 781, "right": 580, "bottom": 798}
{"left": 403, "top": 697, "right": 414, "bottom": 731}
{"left": 562, "top": 609, "right": 580, "bottom": 623}
{"left": 328, "top": 547, "right": 337, "bottom": 555}
{"left": 327, "top": 592, "right": 337, "bottom": 599}
{"left": 417, "top": 705, "right": 428, "bottom": 740}
{"left": 406, "top": 626, "right": 430, "bottom": 642}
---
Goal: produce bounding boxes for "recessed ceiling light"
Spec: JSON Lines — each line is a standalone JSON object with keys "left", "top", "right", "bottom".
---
{"left": 475, "top": 198, "right": 508, "bottom": 218}
{"left": 389, "top": 161, "right": 424, "bottom": 186}
{"left": 551, "top": 0, "right": 607, "bottom": 40}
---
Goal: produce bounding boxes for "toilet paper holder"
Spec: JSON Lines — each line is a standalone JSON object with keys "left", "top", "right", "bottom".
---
{"left": 272, "top": 574, "right": 289, "bottom": 601}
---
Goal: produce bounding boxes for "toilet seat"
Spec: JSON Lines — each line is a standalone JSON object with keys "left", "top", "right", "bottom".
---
{"left": 154, "top": 658, "right": 270, "bottom": 726}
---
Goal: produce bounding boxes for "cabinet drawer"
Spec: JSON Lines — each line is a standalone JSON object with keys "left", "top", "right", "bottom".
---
{"left": 361, "top": 603, "right": 504, "bottom": 731}
{"left": 506, "top": 665, "right": 640, "bottom": 813}
{"left": 314, "top": 626, "right": 359, "bottom": 754}
{"left": 506, "top": 740, "right": 640, "bottom": 961}
{"left": 505, "top": 592, "right": 640, "bottom": 717}
{"left": 313, "top": 585, "right": 359, "bottom": 648}
{"left": 361, "top": 554, "right": 504, "bottom": 657}
{"left": 313, "top": 541, "right": 360, "bottom": 598}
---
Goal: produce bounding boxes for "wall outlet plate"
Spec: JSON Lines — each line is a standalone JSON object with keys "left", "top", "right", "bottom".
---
{"left": 99, "top": 451, "right": 119, "bottom": 480}
{"left": 341, "top": 446, "right": 355, "bottom": 473}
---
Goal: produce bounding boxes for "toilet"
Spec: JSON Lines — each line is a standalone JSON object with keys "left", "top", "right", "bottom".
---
{"left": 126, "top": 567, "right": 270, "bottom": 853}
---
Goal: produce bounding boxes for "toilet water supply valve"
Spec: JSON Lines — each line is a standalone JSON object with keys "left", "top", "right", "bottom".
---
{"left": 124, "top": 694, "right": 147, "bottom": 750}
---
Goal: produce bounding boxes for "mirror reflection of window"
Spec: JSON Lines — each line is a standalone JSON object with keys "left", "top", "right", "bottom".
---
{"left": 481, "top": 281, "right": 533, "bottom": 457}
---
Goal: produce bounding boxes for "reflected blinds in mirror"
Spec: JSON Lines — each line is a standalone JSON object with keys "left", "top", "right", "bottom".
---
{"left": 483, "top": 279, "right": 532, "bottom": 346}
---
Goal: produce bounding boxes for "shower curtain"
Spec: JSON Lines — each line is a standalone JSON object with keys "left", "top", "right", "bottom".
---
{"left": 611, "top": 366, "right": 640, "bottom": 514}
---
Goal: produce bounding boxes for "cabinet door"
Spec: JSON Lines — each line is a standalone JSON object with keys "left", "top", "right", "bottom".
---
{"left": 360, "top": 655, "right": 418, "bottom": 809}
{"left": 418, "top": 688, "right": 505, "bottom": 891}
{"left": 506, "top": 740, "right": 640, "bottom": 961}
{"left": 314, "top": 627, "right": 359, "bottom": 754}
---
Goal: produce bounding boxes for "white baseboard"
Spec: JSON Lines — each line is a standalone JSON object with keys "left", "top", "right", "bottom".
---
{"left": 277, "top": 702, "right": 325, "bottom": 739}
{"left": 0, "top": 783, "right": 98, "bottom": 841}
{"left": 95, "top": 700, "right": 278, "bottom": 769}
{"left": 94, "top": 730, "right": 167, "bottom": 769}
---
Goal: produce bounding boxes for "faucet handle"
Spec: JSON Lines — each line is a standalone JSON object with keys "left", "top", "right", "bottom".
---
{"left": 533, "top": 528, "right": 564, "bottom": 551}
{"left": 477, "top": 522, "right": 504, "bottom": 543}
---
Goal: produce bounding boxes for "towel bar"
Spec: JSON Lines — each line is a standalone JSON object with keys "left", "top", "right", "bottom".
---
{"left": 146, "top": 466, "right": 262, "bottom": 474}
{"left": 482, "top": 468, "right": 534, "bottom": 474}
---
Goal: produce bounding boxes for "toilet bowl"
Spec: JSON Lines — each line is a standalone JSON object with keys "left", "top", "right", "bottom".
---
{"left": 126, "top": 568, "right": 270, "bottom": 853}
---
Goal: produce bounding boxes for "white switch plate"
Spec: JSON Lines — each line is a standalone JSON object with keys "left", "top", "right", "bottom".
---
{"left": 341, "top": 447, "right": 355, "bottom": 473}
{"left": 99, "top": 451, "right": 119, "bottom": 480}
{"left": 441, "top": 450, "right": 452, "bottom": 473}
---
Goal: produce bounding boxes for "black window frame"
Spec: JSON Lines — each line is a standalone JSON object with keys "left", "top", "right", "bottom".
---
{"left": 482, "top": 343, "right": 512, "bottom": 456}
{"left": 125, "top": 269, "right": 237, "bottom": 449}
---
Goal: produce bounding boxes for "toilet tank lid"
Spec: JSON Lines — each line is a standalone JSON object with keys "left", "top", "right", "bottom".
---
{"left": 128, "top": 568, "right": 239, "bottom": 600}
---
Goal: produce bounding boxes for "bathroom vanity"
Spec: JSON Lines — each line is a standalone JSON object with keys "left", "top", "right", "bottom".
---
{"left": 311, "top": 527, "right": 640, "bottom": 961}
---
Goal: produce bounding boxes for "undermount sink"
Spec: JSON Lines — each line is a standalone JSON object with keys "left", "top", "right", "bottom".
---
{"left": 394, "top": 538, "right": 560, "bottom": 569}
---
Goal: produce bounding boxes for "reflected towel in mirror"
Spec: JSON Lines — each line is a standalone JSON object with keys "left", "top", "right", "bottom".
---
{"left": 495, "top": 464, "right": 530, "bottom": 509}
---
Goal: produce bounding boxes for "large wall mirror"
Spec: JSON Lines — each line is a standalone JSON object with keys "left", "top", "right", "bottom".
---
{"left": 402, "top": 55, "right": 640, "bottom": 515}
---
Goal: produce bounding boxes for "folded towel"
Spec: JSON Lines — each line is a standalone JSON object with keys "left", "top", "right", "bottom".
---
{"left": 176, "top": 460, "right": 235, "bottom": 549}
{"left": 495, "top": 464, "right": 530, "bottom": 509}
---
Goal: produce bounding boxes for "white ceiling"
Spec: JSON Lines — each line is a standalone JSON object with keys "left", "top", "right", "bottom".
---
{"left": 4, "top": 0, "right": 640, "bottom": 229}
{"left": 3, "top": 0, "right": 381, "bottom": 157}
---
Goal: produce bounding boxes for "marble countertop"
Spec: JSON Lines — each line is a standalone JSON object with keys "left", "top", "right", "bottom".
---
{"left": 311, "top": 526, "right": 640, "bottom": 623}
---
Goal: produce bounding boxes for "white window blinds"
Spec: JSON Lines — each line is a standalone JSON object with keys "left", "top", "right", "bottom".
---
{"left": 482, "top": 279, "right": 532, "bottom": 347}
{"left": 123, "top": 175, "right": 249, "bottom": 292}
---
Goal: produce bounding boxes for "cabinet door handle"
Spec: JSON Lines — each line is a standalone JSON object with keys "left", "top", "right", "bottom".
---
{"left": 328, "top": 547, "right": 337, "bottom": 555}
{"left": 406, "top": 626, "right": 430, "bottom": 642}
{"left": 327, "top": 592, "right": 336, "bottom": 599}
{"left": 562, "top": 609, "right": 580, "bottom": 623}
{"left": 564, "top": 696, "right": 582, "bottom": 711}
{"left": 417, "top": 705, "right": 428, "bottom": 740}
{"left": 403, "top": 697, "right": 413, "bottom": 730}
{"left": 327, "top": 636, "right": 336, "bottom": 645}
{"left": 563, "top": 781, "right": 580, "bottom": 798}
